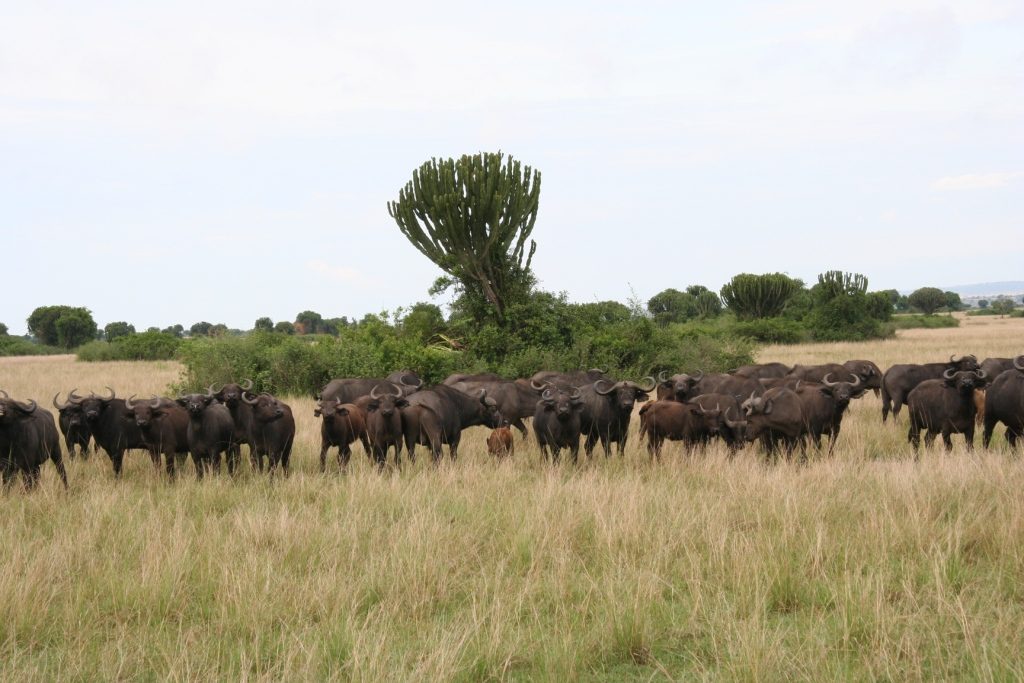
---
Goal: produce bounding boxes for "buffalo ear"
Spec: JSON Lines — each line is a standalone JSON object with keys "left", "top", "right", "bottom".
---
{"left": 819, "top": 387, "right": 832, "bottom": 397}
{"left": 635, "top": 390, "right": 649, "bottom": 400}
{"left": 337, "top": 407, "right": 350, "bottom": 416}
{"left": 763, "top": 399, "right": 774, "bottom": 415}
{"left": 313, "top": 408, "right": 322, "bottom": 417}
{"left": 175, "top": 398, "right": 187, "bottom": 407}
{"left": 366, "top": 400, "right": 381, "bottom": 412}
{"left": 396, "top": 398, "right": 409, "bottom": 408}
{"left": 944, "top": 376, "right": 958, "bottom": 387}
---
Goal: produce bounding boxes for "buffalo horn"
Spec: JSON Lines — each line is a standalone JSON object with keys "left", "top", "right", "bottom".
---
{"left": 208, "top": 383, "right": 222, "bottom": 395}
{"left": 541, "top": 388, "right": 553, "bottom": 401}
{"left": 657, "top": 370, "right": 669, "bottom": 383}
{"left": 369, "top": 384, "right": 383, "bottom": 400}
{"left": 400, "top": 373, "right": 422, "bottom": 388}
{"left": 1015, "top": 355, "right": 1024, "bottom": 372}
{"left": 149, "top": 396, "right": 162, "bottom": 409}
{"left": 124, "top": 394, "right": 137, "bottom": 410}
{"left": 976, "top": 369, "right": 987, "bottom": 380}
{"left": 950, "top": 354, "right": 959, "bottom": 363}
{"left": 570, "top": 388, "right": 582, "bottom": 401}
{"left": 943, "top": 368, "right": 956, "bottom": 380}
{"left": 69, "top": 389, "right": 85, "bottom": 404}
{"left": 531, "top": 379, "right": 547, "bottom": 391}
{"left": 692, "top": 370, "right": 704, "bottom": 382}
{"left": 822, "top": 373, "right": 837, "bottom": 387}
{"left": 14, "top": 398, "right": 37, "bottom": 413}
{"left": 101, "top": 386, "right": 116, "bottom": 400}
{"left": 639, "top": 376, "right": 657, "bottom": 392}
{"left": 0, "top": 389, "right": 7, "bottom": 399}
{"left": 241, "top": 378, "right": 254, "bottom": 391}
{"left": 723, "top": 408, "right": 744, "bottom": 428}
{"left": 593, "top": 379, "right": 616, "bottom": 396}
{"left": 588, "top": 367, "right": 606, "bottom": 375}
{"left": 53, "top": 392, "right": 71, "bottom": 410}
{"left": 849, "top": 374, "right": 861, "bottom": 387}
{"left": 390, "top": 383, "right": 403, "bottom": 398}
{"left": 241, "top": 391, "right": 259, "bottom": 405}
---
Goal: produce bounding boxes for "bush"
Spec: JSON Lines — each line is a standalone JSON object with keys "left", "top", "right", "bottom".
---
{"left": 77, "top": 332, "right": 183, "bottom": 362}
{"left": 891, "top": 314, "right": 959, "bottom": 329}
{"left": 728, "top": 318, "right": 808, "bottom": 344}
{"left": 0, "top": 336, "right": 65, "bottom": 357}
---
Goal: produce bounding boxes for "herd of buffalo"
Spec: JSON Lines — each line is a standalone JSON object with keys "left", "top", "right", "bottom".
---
{"left": 1, "top": 353, "right": 1023, "bottom": 488}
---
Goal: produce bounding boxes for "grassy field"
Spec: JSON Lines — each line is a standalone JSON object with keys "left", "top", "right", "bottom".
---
{"left": 1, "top": 316, "right": 1023, "bottom": 680}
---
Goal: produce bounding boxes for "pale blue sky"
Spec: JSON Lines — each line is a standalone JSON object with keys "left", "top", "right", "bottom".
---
{"left": 2, "top": 1, "right": 1022, "bottom": 333}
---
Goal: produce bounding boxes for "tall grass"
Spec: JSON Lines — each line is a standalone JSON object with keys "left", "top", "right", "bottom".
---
{"left": 1, "top": 318, "right": 1023, "bottom": 680}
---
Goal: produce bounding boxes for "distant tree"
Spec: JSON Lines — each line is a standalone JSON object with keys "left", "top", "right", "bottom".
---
{"left": 991, "top": 299, "right": 1016, "bottom": 315}
{"left": 162, "top": 324, "right": 185, "bottom": 338}
{"left": 209, "top": 323, "right": 228, "bottom": 337}
{"left": 880, "top": 289, "right": 900, "bottom": 306}
{"left": 274, "top": 321, "right": 296, "bottom": 335}
{"left": 978, "top": 299, "right": 989, "bottom": 309}
{"left": 294, "top": 310, "right": 324, "bottom": 335}
{"left": 647, "top": 288, "right": 697, "bottom": 325}
{"left": 104, "top": 321, "right": 136, "bottom": 342}
{"left": 683, "top": 285, "right": 723, "bottom": 317}
{"left": 387, "top": 151, "right": 540, "bottom": 325}
{"left": 54, "top": 309, "right": 98, "bottom": 349}
{"left": 907, "top": 287, "right": 947, "bottom": 315}
{"left": 27, "top": 306, "right": 97, "bottom": 347}
{"left": 146, "top": 327, "right": 160, "bottom": 333}
{"left": 189, "top": 321, "right": 213, "bottom": 337}
{"left": 720, "top": 273, "right": 802, "bottom": 320}
{"left": 0, "top": 322, "right": 7, "bottom": 336}
{"left": 254, "top": 317, "right": 274, "bottom": 332}
{"left": 943, "top": 291, "right": 963, "bottom": 312}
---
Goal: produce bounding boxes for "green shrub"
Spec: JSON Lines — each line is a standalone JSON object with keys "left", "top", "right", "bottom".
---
{"left": 0, "top": 336, "right": 65, "bottom": 357}
{"left": 77, "top": 332, "right": 182, "bottom": 362}
{"left": 728, "top": 318, "right": 808, "bottom": 344}
{"left": 891, "top": 314, "right": 960, "bottom": 329}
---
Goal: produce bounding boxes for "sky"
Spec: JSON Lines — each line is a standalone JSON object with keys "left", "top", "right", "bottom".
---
{"left": 2, "top": 0, "right": 1022, "bottom": 334}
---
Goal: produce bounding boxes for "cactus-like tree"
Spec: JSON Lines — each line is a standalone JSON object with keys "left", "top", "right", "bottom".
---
{"left": 388, "top": 152, "right": 540, "bottom": 324}
{"left": 720, "top": 273, "right": 802, "bottom": 320}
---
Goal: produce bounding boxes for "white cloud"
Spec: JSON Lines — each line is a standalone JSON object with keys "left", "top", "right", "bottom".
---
{"left": 932, "top": 172, "right": 1023, "bottom": 190}
{"left": 307, "top": 259, "right": 366, "bottom": 285}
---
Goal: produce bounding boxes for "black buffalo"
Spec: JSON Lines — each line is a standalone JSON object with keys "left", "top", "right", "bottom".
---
{"left": 655, "top": 371, "right": 704, "bottom": 401}
{"left": 741, "top": 387, "right": 806, "bottom": 459}
{"left": 241, "top": 392, "right": 295, "bottom": 474}
{"left": 123, "top": 395, "right": 190, "bottom": 475}
{"left": 402, "top": 385, "right": 502, "bottom": 461}
{"left": 445, "top": 374, "right": 543, "bottom": 437}
{"left": 53, "top": 390, "right": 92, "bottom": 458}
{"left": 176, "top": 392, "right": 237, "bottom": 477}
{"left": 791, "top": 374, "right": 866, "bottom": 455}
{"left": 982, "top": 356, "right": 1024, "bottom": 449}
{"left": 319, "top": 371, "right": 422, "bottom": 404}
{"left": 731, "top": 363, "right": 791, "bottom": 379}
{"left": 71, "top": 388, "right": 149, "bottom": 476}
{"left": 980, "top": 357, "right": 1016, "bottom": 379}
{"left": 211, "top": 379, "right": 256, "bottom": 468}
{"left": 881, "top": 354, "right": 980, "bottom": 422}
{"left": 532, "top": 386, "right": 584, "bottom": 462}
{"left": 577, "top": 377, "right": 655, "bottom": 457}
{"left": 0, "top": 392, "right": 68, "bottom": 490}
{"left": 907, "top": 369, "right": 988, "bottom": 452}
{"left": 364, "top": 384, "right": 409, "bottom": 468}
{"left": 687, "top": 393, "right": 748, "bottom": 451}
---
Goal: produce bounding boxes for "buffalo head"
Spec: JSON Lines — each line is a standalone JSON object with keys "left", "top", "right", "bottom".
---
{"left": 124, "top": 395, "right": 166, "bottom": 430}
{"left": 366, "top": 383, "right": 408, "bottom": 418}
{"left": 242, "top": 391, "right": 288, "bottom": 422}
{"left": 943, "top": 368, "right": 987, "bottom": 395}
{"left": 657, "top": 370, "right": 703, "bottom": 401}
{"left": 176, "top": 390, "right": 216, "bottom": 418}
{"left": 540, "top": 386, "right": 583, "bottom": 422}
{"left": 595, "top": 377, "right": 657, "bottom": 412}
{"left": 820, "top": 373, "right": 865, "bottom": 406}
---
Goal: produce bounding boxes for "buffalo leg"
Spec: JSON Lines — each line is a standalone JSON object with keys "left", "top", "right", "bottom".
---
{"left": 319, "top": 442, "right": 330, "bottom": 473}
{"left": 51, "top": 452, "right": 69, "bottom": 489}
{"left": 983, "top": 415, "right": 998, "bottom": 449}
{"left": 111, "top": 452, "right": 125, "bottom": 478}
{"left": 1007, "top": 428, "right": 1020, "bottom": 450}
{"left": 164, "top": 449, "right": 176, "bottom": 477}
{"left": 339, "top": 444, "right": 352, "bottom": 471}
{"left": 923, "top": 430, "right": 937, "bottom": 449}
{"left": 148, "top": 448, "right": 160, "bottom": 469}
{"left": 941, "top": 430, "right": 954, "bottom": 451}
{"left": 616, "top": 436, "right": 627, "bottom": 457}
{"left": 512, "top": 418, "right": 528, "bottom": 438}
{"left": 583, "top": 432, "right": 598, "bottom": 458}
{"left": 963, "top": 425, "right": 975, "bottom": 452}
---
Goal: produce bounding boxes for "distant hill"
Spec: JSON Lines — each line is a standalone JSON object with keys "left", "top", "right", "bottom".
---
{"left": 942, "top": 281, "right": 1024, "bottom": 297}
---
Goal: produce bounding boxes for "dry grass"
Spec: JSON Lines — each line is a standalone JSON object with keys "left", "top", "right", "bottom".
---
{"left": 1, "top": 319, "right": 1023, "bottom": 680}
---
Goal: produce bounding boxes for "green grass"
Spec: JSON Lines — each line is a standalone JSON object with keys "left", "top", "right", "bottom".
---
{"left": 890, "top": 314, "right": 960, "bottom": 329}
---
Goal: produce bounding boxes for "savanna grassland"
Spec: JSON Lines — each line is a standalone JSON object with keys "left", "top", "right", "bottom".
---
{"left": 1, "top": 316, "right": 1023, "bottom": 681}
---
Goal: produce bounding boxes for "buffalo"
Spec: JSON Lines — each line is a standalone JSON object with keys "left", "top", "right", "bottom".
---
{"left": 881, "top": 354, "right": 980, "bottom": 422}
{"left": 980, "top": 357, "right": 1016, "bottom": 379}
{"left": 364, "top": 384, "right": 409, "bottom": 468}
{"left": 211, "top": 380, "right": 256, "bottom": 468}
{"left": 123, "top": 395, "right": 190, "bottom": 475}
{"left": 175, "top": 392, "right": 237, "bottom": 477}
{"left": 687, "top": 393, "right": 747, "bottom": 451}
{"left": 791, "top": 374, "right": 866, "bottom": 455}
{"left": 655, "top": 371, "right": 704, "bottom": 402}
{"left": 446, "top": 374, "right": 544, "bottom": 437}
{"left": 532, "top": 386, "right": 584, "bottom": 462}
{"left": 638, "top": 400, "right": 720, "bottom": 458}
{"left": 71, "top": 388, "right": 150, "bottom": 476}
{"left": 315, "top": 398, "right": 369, "bottom": 472}
{"left": 403, "top": 385, "right": 502, "bottom": 461}
{"left": 241, "top": 392, "right": 295, "bottom": 474}
{"left": 0, "top": 392, "right": 68, "bottom": 490}
{"left": 741, "top": 387, "right": 805, "bottom": 459}
{"left": 319, "top": 371, "right": 422, "bottom": 404}
{"left": 578, "top": 377, "right": 655, "bottom": 457}
{"left": 982, "top": 356, "right": 1024, "bottom": 449}
{"left": 907, "top": 369, "right": 988, "bottom": 452}
{"left": 487, "top": 425, "right": 515, "bottom": 458}
{"left": 53, "top": 390, "right": 92, "bottom": 458}
{"left": 731, "top": 362, "right": 791, "bottom": 380}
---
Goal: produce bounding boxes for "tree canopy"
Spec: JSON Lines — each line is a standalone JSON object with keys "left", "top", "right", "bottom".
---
{"left": 388, "top": 151, "right": 541, "bottom": 324}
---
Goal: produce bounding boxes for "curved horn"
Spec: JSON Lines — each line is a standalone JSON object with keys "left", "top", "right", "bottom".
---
{"left": 369, "top": 384, "right": 382, "bottom": 400}
{"left": 14, "top": 398, "right": 37, "bottom": 413}
{"left": 124, "top": 394, "right": 137, "bottom": 410}
{"left": 950, "top": 354, "right": 959, "bottom": 363}
{"left": 149, "top": 396, "right": 162, "bottom": 409}
{"left": 658, "top": 370, "right": 669, "bottom": 383}
{"left": 101, "top": 386, "right": 115, "bottom": 400}
{"left": 943, "top": 368, "right": 956, "bottom": 380}
{"left": 240, "top": 378, "right": 254, "bottom": 391}
{"left": 692, "top": 370, "right": 704, "bottom": 382}
{"left": 849, "top": 374, "right": 861, "bottom": 387}
{"left": 723, "top": 408, "right": 744, "bottom": 428}
{"left": 1015, "top": 355, "right": 1024, "bottom": 372}
{"left": 594, "top": 379, "right": 616, "bottom": 395}
{"left": 588, "top": 367, "right": 606, "bottom": 375}
{"left": 639, "top": 376, "right": 657, "bottom": 392}
{"left": 69, "top": 389, "right": 85, "bottom": 404}
{"left": 204, "top": 384, "right": 215, "bottom": 399}
{"left": 400, "top": 373, "right": 422, "bottom": 388}
{"left": 208, "top": 383, "right": 221, "bottom": 395}
{"left": 53, "top": 392, "right": 71, "bottom": 410}
{"left": 531, "top": 379, "right": 547, "bottom": 391}
{"left": 975, "top": 369, "right": 987, "bottom": 380}
{"left": 241, "top": 392, "right": 259, "bottom": 405}
{"left": 541, "top": 388, "right": 553, "bottom": 401}
{"left": 390, "top": 383, "right": 403, "bottom": 398}
{"left": 570, "top": 387, "right": 582, "bottom": 401}
{"left": 477, "top": 388, "right": 488, "bottom": 401}
{"left": 0, "top": 389, "right": 8, "bottom": 399}
{"left": 822, "top": 373, "right": 837, "bottom": 387}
